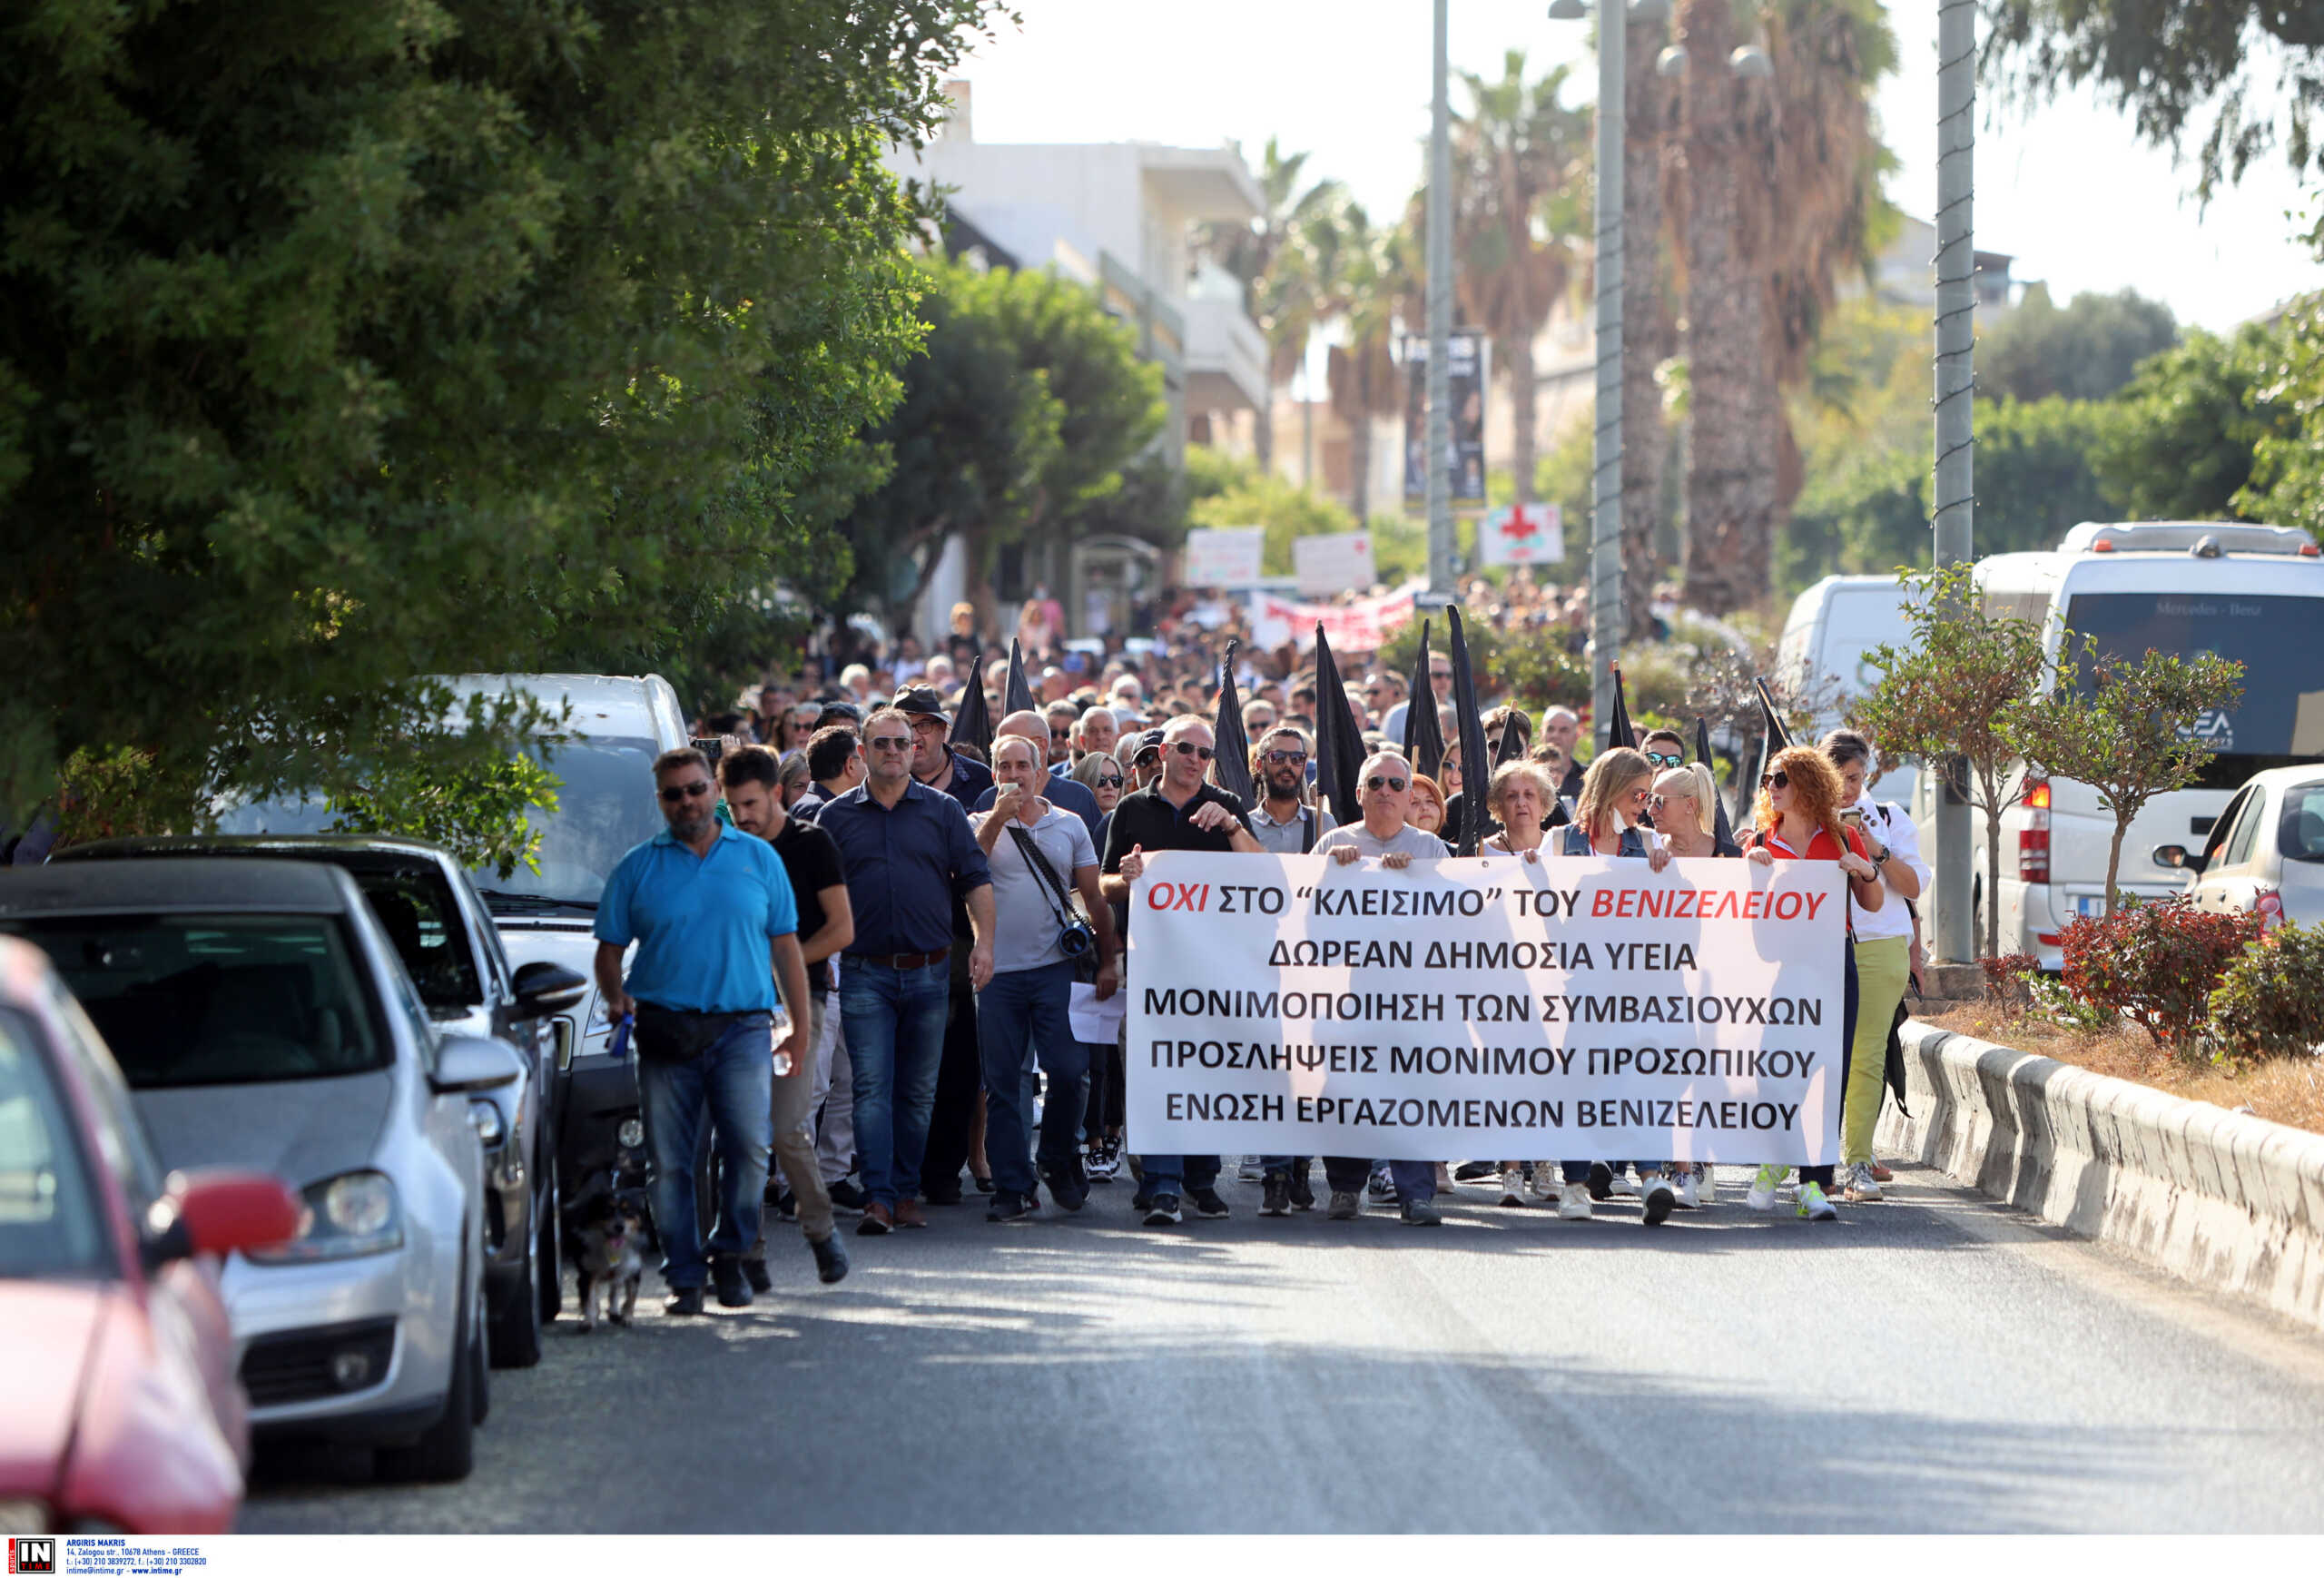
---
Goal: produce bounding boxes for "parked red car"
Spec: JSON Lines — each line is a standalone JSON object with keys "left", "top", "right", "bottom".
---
{"left": 0, "top": 937, "right": 299, "bottom": 1534}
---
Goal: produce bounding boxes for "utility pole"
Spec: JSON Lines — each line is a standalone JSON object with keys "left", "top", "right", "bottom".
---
{"left": 1932, "top": 0, "right": 1976, "bottom": 962}
{"left": 1425, "top": 0, "right": 1455, "bottom": 598}
{"left": 1588, "top": 0, "right": 1626, "bottom": 734}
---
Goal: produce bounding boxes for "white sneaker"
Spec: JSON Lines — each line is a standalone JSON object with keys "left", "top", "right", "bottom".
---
{"left": 1844, "top": 1162, "right": 1883, "bottom": 1203}
{"left": 1673, "top": 1171, "right": 1701, "bottom": 1209}
{"left": 1498, "top": 1167, "right": 1528, "bottom": 1208}
{"left": 1696, "top": 1166, "right": 1718, "bottom": 1206}
{"left": 1746, "top": 1164, "right": 1787, "bottom": 1212}
{"left": 1237, "top": 1159, "right": 1265, "bottom": 1182}
{"left": 1610, "top": 1171, "right": 1640, "bottom": 1198}
{"left": 1797, "top": 1180, "right": 1839, "bottom": 1221}
{"left": 1529, "top": 1164, "right": 1561, "bottom": 1203}
{"left": 1558, "top": 1190, "right": 1592, "bottom": 1221}
{"left": 1640, "top": 1172, "right": 1677, "bottom": 1226}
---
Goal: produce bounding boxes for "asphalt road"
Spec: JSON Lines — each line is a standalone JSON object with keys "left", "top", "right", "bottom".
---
{"left": 241, "top": 1163, "right": 2324, "bottom": 1534}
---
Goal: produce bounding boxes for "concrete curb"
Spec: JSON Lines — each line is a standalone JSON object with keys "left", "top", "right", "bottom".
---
{"left": 1876, "top": 1020, "right": 2324, "bottom": 1333}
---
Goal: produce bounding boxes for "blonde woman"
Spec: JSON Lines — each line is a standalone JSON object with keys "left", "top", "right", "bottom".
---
{"left": 1481, "top": 760, "right": 1558, "bottom": 1208}
{"left": 1547, "top": 748, "right": 1677, "bottom": 1224}
{"left": 1649, "top": 762, "right": 1742, "bottom": 1208}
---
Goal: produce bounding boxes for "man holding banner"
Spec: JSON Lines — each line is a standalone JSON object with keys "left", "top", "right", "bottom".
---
{"left": 1310, "top": 753, "right": 1451, "bottom": 1227}
{"left": 1101, "top": 715, "right": 1259, "bottom": 1228}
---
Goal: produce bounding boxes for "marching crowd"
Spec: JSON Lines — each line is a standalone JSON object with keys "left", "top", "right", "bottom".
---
{"left": 602, "top": 602, "right": 1931, "bottom": 1315}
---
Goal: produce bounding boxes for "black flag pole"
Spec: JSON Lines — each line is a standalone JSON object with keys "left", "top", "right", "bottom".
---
{"left": 1005, "top": 639, "right": 1037, "bottom": 716}
{"left": 1695, "top": 715, "right": 1738, "bottom": 849}
{"left": 1402, "top": 619, "right": 1446, "bottom": 782}
{"left": 1604, "top": 662, "right": 1637, "bottom": 754}
{"left": 1211, "top": 638, "right": 1256, "bottom": 810}
{"left": 949, "top": 646, "right": 994, "bottom": 758}
{"left": 1313, "top": 624, "right": 1365, "bottom": 826}
{"left": 1445, "top": 606, "right": 1491, "bottom": 858}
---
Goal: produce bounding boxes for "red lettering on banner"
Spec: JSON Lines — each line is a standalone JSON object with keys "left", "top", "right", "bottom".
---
{"left": 1590, "top": 889, "right": 1614, "bottom": 918}
{"left": 1805, "top": 893, "right": 1827, "bottom": 921}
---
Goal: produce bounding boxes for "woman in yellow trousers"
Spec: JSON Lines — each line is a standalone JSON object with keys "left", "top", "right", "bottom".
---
{"left": 1822, "top": 730, "right": 1931, "bottom": 1202}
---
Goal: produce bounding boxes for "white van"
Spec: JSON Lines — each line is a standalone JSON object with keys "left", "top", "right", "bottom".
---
{"left": 1775, "top": 574, "right": 1921, "bottom": 812}
{"left": 1925, "top": 522, "right": 2324, "bottom": 965}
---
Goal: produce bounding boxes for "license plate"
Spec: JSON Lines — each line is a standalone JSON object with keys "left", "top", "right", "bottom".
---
{"left": 2073, "top": 894, "right": 2107, "bottom": 917}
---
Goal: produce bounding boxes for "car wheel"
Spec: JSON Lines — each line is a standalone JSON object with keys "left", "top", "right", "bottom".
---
{"left": 470, "top": 1279, "right": 491, "bottom": 1426}
{"left": 377, "top": 1244, "right": 478, "bottom": 1484}
{"left": 536, "top": 1169, "right": 563, "bottom": 1327}
{"left": 488, "top": 1196, "right": 544, "bottom": 1369}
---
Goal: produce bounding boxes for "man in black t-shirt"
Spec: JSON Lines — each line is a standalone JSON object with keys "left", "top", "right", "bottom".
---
{"left": 1099, "top": 715, "right": 1259, "bottom": 1228}
{"left": 720, "top": 747, "right": 852, "bottom": 1287}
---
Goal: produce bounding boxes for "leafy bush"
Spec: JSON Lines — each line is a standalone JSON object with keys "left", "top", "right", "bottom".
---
{"left": 2205, "top": 921, "right": 2324, "bottom": 1060}
{"left": 2059, "top": 898, "right": 2260, "bottom": 1048}
{"left": 1983, "top": 953, "right": 2040, "bottom": 1010}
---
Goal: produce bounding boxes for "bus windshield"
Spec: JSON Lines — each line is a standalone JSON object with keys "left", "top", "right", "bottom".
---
{"left": 2061, "top": 592, "right": 2324, "bottom": 789}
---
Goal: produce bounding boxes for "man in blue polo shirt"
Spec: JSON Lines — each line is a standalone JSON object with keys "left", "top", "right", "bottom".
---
{"left": 595, "top": 746, "right": 811, "bottom": 1316}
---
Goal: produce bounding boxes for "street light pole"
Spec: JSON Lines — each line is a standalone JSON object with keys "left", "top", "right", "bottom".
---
{"left": 1425, "top": 0, "right": 1455, "bottom": 599}
{"left": 1588, "top": 0, "right": 1625, "bottom": 736}
{"left": 1931, "top": 0, "right": 1976, "bottom": 962}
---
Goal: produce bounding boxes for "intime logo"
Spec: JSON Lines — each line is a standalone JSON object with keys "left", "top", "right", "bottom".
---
{"left": 9, "top": 1537, "right": 56, "bottom": 1575}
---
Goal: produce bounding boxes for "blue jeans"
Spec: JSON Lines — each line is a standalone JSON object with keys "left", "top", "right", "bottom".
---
{"left": 839, "top": 959, "right": 950, "bottom": 1208}
{"left": 1140, "top": 1154, "right": 1221, "bottom": 1194}
{"left": 976, "top": 961, "right": 1088, "bottom": 1196}
{"left": 635, "top": 1013, "right": 773, "bottom": 1290}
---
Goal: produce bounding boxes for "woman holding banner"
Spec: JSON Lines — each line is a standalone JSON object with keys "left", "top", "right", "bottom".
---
{"left": 1545, "top": 748, "right": 1679, "bottom": 1227}
{"left": 1738, "top": 746, "right": 1883, "bottom": 1223}
{"left": 1822, "top": 729, "right": 1926, "bottom": 1204}
{"left": 1480, "top": 760, "right": 1561, "bottom": 1211}
{"left": 1651, "top": 762, "right": 1745, "bottom": 1208}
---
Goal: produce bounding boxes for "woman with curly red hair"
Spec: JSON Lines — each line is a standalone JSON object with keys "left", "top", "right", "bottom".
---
{"left": 1739, "top": 745, "right": 1885, "bottom": 1220}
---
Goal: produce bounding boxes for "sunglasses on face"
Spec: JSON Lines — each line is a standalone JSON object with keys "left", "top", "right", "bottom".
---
{"left": 659, "top": 781, "right": 713, "bottom": 803}
{"left": 1626, "top": 785, "right": 1651, "bottom": 804}
{"left": 1364, "top": 775, "right": 1409, "bottom": 793}
{"left": 1644, "top": 750, "right": 1684, "bottom": 769}
{"left": 1761, "top": 770, "right": 1790, "bottom": 791}
{"left": 867, "top": 735, "right": 912, "bottom": 752}
{"left": 1171, "top": 741, "right": 1215, "bottom": 761}
{"left": 1264, "top": 750, "right": 1307, "bottom": 765}
{"left": 1093, "top": 774, "right": 1124, "bottom": 788}
{"left": 1649, "top": 793, "right": 1693, "bottom": 812}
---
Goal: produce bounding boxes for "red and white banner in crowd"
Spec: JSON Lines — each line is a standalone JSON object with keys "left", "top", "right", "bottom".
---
{"left": 1126, "top": 852, "right": 1846, "bottom": 1163}
{"left": 1247, "top": 580, "right": 1423, "bottom": 653}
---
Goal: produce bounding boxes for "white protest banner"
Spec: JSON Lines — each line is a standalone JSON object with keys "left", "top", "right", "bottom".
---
{"left": 1249, "top": 582, "right": 1421, "bottom": 652}
{"left": 1127, "top": 852, "right": 1845, "bottom": 1163}
{"left": 1293, "top": 530, "right": 1376, "bottom": 597}
{"left": 1184, "top": 527, "right": 1265, "bottom": 588}
{"left": 1478, "top": 501, "right": 1564, "bottom": 567}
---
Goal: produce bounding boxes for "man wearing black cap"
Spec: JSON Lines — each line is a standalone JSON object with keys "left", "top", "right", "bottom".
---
{"left": 1128, "top": 728, "right": 1167, "bottom": 793}
{"left": 891, "top": 684, "right": 994, "bottom": 1204}
{"left": 896, "top": 685, "right": 993, "bottom": 810}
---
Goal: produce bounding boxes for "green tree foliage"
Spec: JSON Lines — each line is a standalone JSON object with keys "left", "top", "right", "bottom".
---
{"left": 1979, "top": 286, "right": 2180, "bottom": 403}
{"left": 2002, "top": 638, "right": 2246, "bottom": 916}
{"left": 2090, "top": 322, "right": 2293, "bottom": 520}
{"left": 0, "top": 0, "right": 1001, "bottom": 827}
{"left": 325, "top": 751, "right": 561, "bottom": 880}
{"left": 1853, "top": 564, "right": 2051, "bottom": 960}
{"left": 1184, "top": 448, "right": 1361, "bottom": 578}
{"left": 2236, "top": 214, "right": 2324, "bottom": 538}
{"left": 1983, "top": 1, "right": 2324, "bottom": 201}
{"left": 841, "top": 256, "right": 1165, "bottom": 634}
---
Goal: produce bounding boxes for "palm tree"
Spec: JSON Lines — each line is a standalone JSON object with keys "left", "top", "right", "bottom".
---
{"left": 1675, "top": 0, "right": 1893, "bottom": 614}
{"left": 1423, "top": 51, "right": 1591, "bottom": 508}
{"left": 1195, "top": 137, "right": 1342, "bottom": 471}
{"left": 1310, "top": 199, "right": 1405, "bottom": 523}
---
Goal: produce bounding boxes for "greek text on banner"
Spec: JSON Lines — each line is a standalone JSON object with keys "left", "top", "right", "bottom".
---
{"left": 1125, "top": 852, "right": 1846, "bottom": 1164}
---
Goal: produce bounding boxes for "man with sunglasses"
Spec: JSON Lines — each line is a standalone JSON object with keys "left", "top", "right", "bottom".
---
{"left": 895, "top": 685, "right": 992, "bottom": 810}
{"left": 815, "top": 707, "right": 997, "bottom": 1234}
{"left": 593, "top": 747, "right": 811, "bottom": 1314}
{"left": 1308, "top": 752, "right": 1449, "bottom": 1225}
{"left": 1245, "top": 726, "right": 1336, "bottom": 856}
{"left": 1127, "top": 728, "right": 1167, "bottom": 792}
{"left": 1636, "top": 729, "right": 1689, "bottom": 826}
{"left": 1101, "top": 715, "right": 1260, "bottom": 1228}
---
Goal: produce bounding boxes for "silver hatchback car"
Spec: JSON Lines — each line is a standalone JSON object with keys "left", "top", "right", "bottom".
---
{"left": 0, "top": 858, "right": 522, "bottom": 1483}
{"left": 2154, "top": 765, "right": 2324, "bottom": 927}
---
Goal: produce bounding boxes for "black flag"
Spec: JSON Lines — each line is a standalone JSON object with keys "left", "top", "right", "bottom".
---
{"left": 1494, "top": 705, "right": 1531, "bottom": 770}
{"left": 1402, "top": 619, "right": 1445, "bottom": 782}
{"left": 948, "top": 646, "right": 993, "bottom": 758}
{"left": 1695, "top": 715, "right": 1738, "bottom": 850}
{"left": 1005, "top": 639, "right": 1037, "bottom": 716}
{"left": 1754, "top": 676, "right": 1794, "bottom": 752}
{"left": 1604, "top": 662, "right": 1637, "bottom": 754}
{"left": 1211, "top": 638, "right": 1256, "bottom": 810}
{"left": 1313, "top": 624, "right": 1365, "bottom": 826}
{"left": 1445, "top": 606, "right": 1492, "bottom": 857}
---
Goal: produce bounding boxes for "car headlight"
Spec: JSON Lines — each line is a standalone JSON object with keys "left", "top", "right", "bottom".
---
{"left": 246, "top": 1170, "right": 404, "bottom": 1263}
{"left": 585, "top": 993, "right": 611, "bottom": 1034}
{"left": 468, "top": 1100, "right": 506, "bottom": 1147}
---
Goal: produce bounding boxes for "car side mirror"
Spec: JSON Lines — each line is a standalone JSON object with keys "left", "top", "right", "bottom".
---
{"left": 2154, "top": 845, "right": 2189, "bottom": 870}
{"left": 431, "top": 1034, "right": 523, "bottom": 1094}
{"left": 512, "top": 960, "right": 588, "bottom": 1017}
{"left": 143, "top": 1169, "right": 301, "bottom": 1271}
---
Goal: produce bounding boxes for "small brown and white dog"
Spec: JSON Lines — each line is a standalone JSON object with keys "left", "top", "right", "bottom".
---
{"left": 574, "top": 1196, "right": 645, "bottom": 1331}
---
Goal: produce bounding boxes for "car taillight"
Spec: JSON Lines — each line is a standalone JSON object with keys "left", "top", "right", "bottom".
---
{"left": 2019, "top": 795, "right": 2050, "bottom": 883}
{"left": 2025, "top": 778, "right": 2051, "bottom": 811}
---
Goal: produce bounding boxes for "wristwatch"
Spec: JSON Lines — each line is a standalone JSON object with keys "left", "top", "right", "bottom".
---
{"left": 1872, "top": 844, "right": 1892, "bottom": 866}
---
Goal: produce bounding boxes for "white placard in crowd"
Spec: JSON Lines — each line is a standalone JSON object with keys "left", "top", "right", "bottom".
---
{"left": 1478, "top": 501, "right": 1564, "bottom": 567}
{"left": 1127, "top": 852, "right": 1845, "bottom": 1163}
{"left": 1293, "top": 530, "right": 1376, "bottom": 597}
{"left": 1247, "top": 581, "right": 1422, "bottom": 652}
{"left": 1183, "top": 527, "right": 1265, "bottom": 588}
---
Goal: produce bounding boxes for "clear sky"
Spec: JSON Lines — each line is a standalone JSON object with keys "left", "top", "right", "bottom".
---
{"left": 953, "top": 0, "right": 2319, "bottom": 332}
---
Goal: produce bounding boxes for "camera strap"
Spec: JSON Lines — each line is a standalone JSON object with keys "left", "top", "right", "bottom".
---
{"left": 1005, "top": 819, "right": 1085, "bottom": 933}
